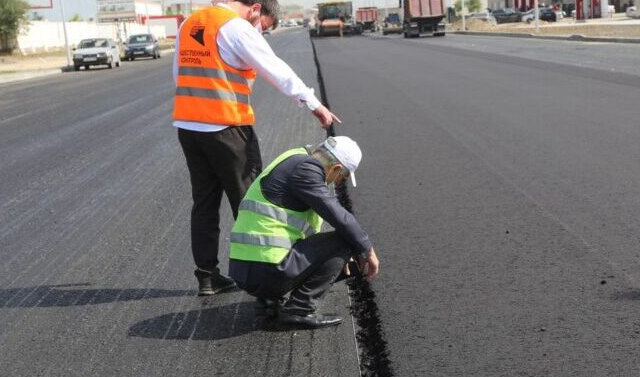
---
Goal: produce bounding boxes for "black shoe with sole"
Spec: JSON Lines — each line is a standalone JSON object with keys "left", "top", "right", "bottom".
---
{"left": 256, "top": 297, "right": 285, "bottom": 318}
{"left": 277, "top": 311, "right": 343, "bottom": 328}
{"left": 194, "top": 269, "right": 236, "bottom": 296}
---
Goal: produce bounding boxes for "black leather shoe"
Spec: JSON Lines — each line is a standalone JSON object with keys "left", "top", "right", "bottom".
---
{"left": 194, "top": 269, "right": 236, "bottom": 296}
{"left": 277, "top": 311, "right": 343, "bottom": 328}
{"left": 256, "top": 297, "right": 285, "bottom": 318}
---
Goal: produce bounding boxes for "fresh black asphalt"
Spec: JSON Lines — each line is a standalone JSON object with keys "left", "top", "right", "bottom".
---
{"left": 314, "top": 34, "right": 640, "bottom": 376}
{"left": 4, "top": 27, "right": 640, "bottom": 377}
{"left": 0, "top": 29, "right": 359, "bottom": 377}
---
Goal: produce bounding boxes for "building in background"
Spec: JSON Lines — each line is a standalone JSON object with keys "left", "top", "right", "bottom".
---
{"left": 97, "top": 0, "right": 162, "bottom": 23}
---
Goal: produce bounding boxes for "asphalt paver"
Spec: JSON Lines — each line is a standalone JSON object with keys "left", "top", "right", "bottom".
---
{"left": 314, "top": 35, "right": 640, "bottom": 376}
{"left": 0, "top": 29, "right": 359, "bottom": 377}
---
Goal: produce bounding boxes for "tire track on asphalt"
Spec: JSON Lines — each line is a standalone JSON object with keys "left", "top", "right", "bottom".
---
{"left": 0, "top": 97, "right": 174, "bottom": 269}
{"left": 0, "top": 100, "right": 175, "bottom": 307}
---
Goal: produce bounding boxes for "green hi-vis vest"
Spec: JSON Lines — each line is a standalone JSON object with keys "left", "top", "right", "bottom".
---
{"left": 229, "top": 148, "right": 324, "bottom": 264}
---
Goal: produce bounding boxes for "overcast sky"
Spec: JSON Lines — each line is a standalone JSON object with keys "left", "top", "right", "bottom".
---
{"left": 30, "top": 0, "right": 401, "bottom": 21}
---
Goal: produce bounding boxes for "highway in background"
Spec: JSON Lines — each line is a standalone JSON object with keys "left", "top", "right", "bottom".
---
{"left": 314, "top": 33, "right": 640, "bottom": 376}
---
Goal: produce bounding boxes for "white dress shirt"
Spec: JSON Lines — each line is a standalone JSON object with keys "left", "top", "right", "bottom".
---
{"left": 173, "top": 3, "right": 321, "bottom": 132}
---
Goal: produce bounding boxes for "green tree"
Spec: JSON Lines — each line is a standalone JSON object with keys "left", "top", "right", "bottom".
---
{"left": 70, "top": 13, "right": 83, "bottom": 22}
{"left": 0, "top": 0, "right": 30, "bottom": 53}
{"left": 455, "top": 0, "right": 482, "bottom": 14}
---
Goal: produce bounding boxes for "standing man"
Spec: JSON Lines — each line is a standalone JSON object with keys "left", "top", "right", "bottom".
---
{"left": 173, "top": 0, "right": 341, "bottom": 296}
{"left": 229, "top": 137, "right": 380, "bottom": 328}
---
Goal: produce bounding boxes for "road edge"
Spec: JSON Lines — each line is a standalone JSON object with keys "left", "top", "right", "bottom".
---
{"left": 452, "top": 30, "right": 640, "bottom": 44}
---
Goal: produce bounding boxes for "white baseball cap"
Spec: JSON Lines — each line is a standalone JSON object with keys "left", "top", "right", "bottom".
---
{"left": 323, "top": 136, "right": 362, "bottom": 187}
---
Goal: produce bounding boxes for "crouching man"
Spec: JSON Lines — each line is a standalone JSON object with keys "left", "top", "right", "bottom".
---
{"left": 228, "top": 136, "right": 380, "bottom": 328}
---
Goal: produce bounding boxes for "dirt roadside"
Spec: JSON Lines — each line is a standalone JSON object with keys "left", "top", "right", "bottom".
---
{"left": 450, "top": 16, "right": 640, "bottom": 38}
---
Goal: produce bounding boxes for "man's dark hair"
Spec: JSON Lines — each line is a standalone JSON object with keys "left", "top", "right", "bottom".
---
{"left": 236, "top": 0, "right": 280, "bottom": 28}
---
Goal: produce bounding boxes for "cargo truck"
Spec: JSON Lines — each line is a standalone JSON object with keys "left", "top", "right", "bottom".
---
{"left": 401, "top": 0, "right": 446, "bottom": 37}
{"left": 356, "top": 7, "right": 379, "bottom": 32}
{"left": 313, "top": 1, "right": 362, "bottom": 37}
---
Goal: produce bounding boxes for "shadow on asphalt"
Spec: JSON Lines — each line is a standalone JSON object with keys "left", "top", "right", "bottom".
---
{"left": 0, "top": 283, "right": 195, "bottom": 307}
{"left": 128, "top": 300, "right": 320, "bottom": 340}
{"left": 128, "top": 301, "right": 259, "bottom": 340}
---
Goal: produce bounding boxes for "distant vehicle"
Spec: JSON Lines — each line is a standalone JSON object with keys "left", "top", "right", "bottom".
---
{"left": 401, "top": 0, "right": 446, "bottom": 38}
{"left": 521, "top": 9, "right": 535, "bottom": 22}
{"left": 356, "top": 7, "right": 378, "bottom": 32}
{"left": 73, "top": 38, "right": 121, "bottom": 71}
{"left": 314, "top": 2, "right": 362, "bottom": 37}
{"left": 539, "top": 8, "right": 557, "bottom": 21}
{"left": 470, "top": 11, "right": 496, "bottom": 22}
{"left": 627, "top": 6, "right": 639, "bottom": 18}
{"left": 285, "top": 19, "right": 298, "bottom": 27}
{"left": 522, "top": 8, "right": 557, "bottom": 22}
{"left": 123, "top": 34, "right": 160, "bottom": 61}
{"left": 382, "top": 13, "right": 403, "bottom": 35}
{"left": 491, "top": 8, "right": 522, "bottom": 23}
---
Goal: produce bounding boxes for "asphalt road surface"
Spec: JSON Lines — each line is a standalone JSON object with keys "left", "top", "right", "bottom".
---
{"left": 0, "top": 30, "right": 359, "bottom": 377}
{"left": 314, "top": 34, "right": 640, "bottom": 376}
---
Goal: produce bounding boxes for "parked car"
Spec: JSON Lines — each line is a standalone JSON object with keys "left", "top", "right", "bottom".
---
{"left": 521, "top": 7, "right": 557, "bottom": 22}
{"left": 73, "top": 38, "right": 121, "bottom": 71}
{"left": 491, "top": 8, "right": 522, "bottom": 23}
{"left": 470, "top": 11, "right": 497, "bottom": 23}
{"left": 539, "top": 8, "right": 558, "bottom": 21}
{"left": 122, "top": 34, "right": 160, "bottom": 61}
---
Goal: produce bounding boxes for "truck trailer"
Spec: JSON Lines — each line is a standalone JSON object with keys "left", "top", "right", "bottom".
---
{"left": 313, "top": 1, "right": 362, "bottom": 37}
{"left": 356, "top": 7, "right": 379, "bottom": 32}
{"left": 401, "top": 0, "right": 446, "bottom": 37}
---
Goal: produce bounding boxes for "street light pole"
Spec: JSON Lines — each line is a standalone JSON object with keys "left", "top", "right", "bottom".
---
{"left": 58, "top": 0, "right": 72, "bottom": 68}
{"left": 144, "top": 0, "right": 151, "bottom": 34}
{"left": 534, "top": 0, "right": 539, "bottom": 32}
{"left": 462, "top": 0, "right": 466, "bottom": 31}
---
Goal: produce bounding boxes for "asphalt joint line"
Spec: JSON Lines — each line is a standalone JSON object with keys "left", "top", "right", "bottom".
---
{"left": 311, "top": 37, "right": 394, "bottom": 377}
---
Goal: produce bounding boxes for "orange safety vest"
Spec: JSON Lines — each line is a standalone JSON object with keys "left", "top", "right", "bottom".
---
{"left": 173, "top": 6, "right": 257, "bottom": 126}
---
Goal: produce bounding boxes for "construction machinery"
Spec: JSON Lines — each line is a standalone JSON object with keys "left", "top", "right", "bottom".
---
{"left": 401, "top": 0, "right": 446, "bottom": 37}
{"left": 382, "top": 12, "right": 403, "bottom": 35}
{"left": 356, "top": 7, "right": 379, "bottom": 32}
{"left": 312, "top": 2, "right": 362, "bottom": 37}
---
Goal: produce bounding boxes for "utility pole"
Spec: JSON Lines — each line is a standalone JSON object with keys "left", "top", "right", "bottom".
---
{"left": 58, "top": 0, "right": 72, "bottom": 68}
{"left": 144, "top": 0, "right": 151, "bottom": 34}
{"left": 461, "top": 0, "right": 466, "bottom": 31}
{"left": 534, "top": 0, "right": 539, "bottom": 32}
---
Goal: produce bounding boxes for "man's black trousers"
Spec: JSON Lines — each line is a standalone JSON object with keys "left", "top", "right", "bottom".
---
{"left": 178, "top": 126, "right": 262, "bottom": 272}
{"left": 229, "top": 232, "right": 353, "bottom": 314}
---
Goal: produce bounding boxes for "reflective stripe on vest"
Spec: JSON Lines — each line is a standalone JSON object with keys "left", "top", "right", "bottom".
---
{"left": 230, "top": 148, "right": 324, "bottom": 264}
{"left": 230, "top": 232, "right": 293, "bottom": 249}
{"left": 238, "top": 200, "right": 316, "bottom": 237}
{"left": 172, "top": 6, "right": 257, "bottom": 126}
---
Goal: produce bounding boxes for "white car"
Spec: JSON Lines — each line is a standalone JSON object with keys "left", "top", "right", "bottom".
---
{"left": 73, "top": 38, "right": 121, "bottom": 71}
{"left": 470, "top": 12, "right": 497, "bottom": 23}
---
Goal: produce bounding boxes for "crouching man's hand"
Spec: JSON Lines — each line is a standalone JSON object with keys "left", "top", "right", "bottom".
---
{"left": 359, "top": 247, "right": 380, "bottom": 282}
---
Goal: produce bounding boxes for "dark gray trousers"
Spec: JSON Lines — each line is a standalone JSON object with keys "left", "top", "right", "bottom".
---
{"left": 229, "top": 231, "right": 353, "bottom": 314}
{"left": 178, "top": 126, "right": 262, "bottom": 272}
